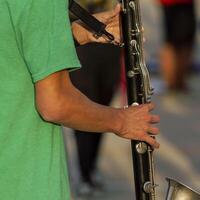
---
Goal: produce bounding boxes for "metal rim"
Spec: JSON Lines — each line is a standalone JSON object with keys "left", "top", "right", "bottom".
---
{"left": 166, "top": 177, "right": 200, "bottom": 196}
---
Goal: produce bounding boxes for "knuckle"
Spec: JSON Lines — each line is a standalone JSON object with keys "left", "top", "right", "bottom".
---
{"left": 142, "top": 133, "right": 149, "bottom": 141}
{"left": 139, "top": 132, "right": 146, "bottom": 140}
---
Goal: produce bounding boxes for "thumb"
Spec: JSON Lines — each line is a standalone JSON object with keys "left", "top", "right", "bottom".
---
{"left": 108, "top": 3, "right": 121, "bottom": 19}
{"left": 114, "top": 3, "right": 122, "bottom": 14}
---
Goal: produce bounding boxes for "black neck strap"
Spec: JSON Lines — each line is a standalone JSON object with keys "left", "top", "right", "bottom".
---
{"left": 69, "top": 0, "right": 114, "bottom": 41}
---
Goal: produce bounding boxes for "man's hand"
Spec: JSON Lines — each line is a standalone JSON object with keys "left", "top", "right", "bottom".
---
{"left": 72, "top": 4, "right": 121, "bottom": 45}
{"left": 116, "top": 103, "right": 160, "bottom": 149}
{"left": 90, "top": 3, "right": 121, "bottom": 44}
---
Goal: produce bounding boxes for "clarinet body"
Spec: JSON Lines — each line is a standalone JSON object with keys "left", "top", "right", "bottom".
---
{"left": 121, "top": 0, "right": 156, "bottom": 199}
{"left": 120, "top": 1, "right": 200, "bottom": 200}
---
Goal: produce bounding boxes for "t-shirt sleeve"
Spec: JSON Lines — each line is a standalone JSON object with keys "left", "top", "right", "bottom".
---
{"left": 20, "top": 0, "right": 81, "bottom": 83}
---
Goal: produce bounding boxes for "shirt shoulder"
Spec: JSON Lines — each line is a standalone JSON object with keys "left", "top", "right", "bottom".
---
{"left": 18, "top": 0, "right": 80, "bottom": 82}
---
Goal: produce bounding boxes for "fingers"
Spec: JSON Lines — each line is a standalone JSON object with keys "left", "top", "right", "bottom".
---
{"left": 150, "top": 114, "right": 160, "bottom": 123}
{"left": 147, "top": 126, "right": 159, "bottom": 135}
{"left": 143, "top": 135, "right": 160, "bottom": 149}
{"left": 119, "top": 101, "right": 160, "bottom": 149}
{"left": 139, "top": 103, "right": 155, "bottom": 112}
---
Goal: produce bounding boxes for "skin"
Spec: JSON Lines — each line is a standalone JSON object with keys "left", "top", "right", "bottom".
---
{"left": 35, "top": 4, "right": 160, "bottom": 149}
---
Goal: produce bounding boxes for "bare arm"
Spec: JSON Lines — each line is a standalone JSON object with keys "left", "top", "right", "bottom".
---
{"left": 35, "top": 70, "right": 160, "bottom": 149}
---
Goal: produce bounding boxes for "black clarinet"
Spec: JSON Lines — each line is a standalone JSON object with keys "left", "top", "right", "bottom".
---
{"left": 121, "top": 0, "right": 156, "bottom": 199}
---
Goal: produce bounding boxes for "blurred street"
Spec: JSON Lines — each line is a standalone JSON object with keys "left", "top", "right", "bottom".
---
{"left": 64, "top": 75, "right": 200, "bottom": 200}
{"left": 63, "top": 0, "right": 200, "bottom": 199}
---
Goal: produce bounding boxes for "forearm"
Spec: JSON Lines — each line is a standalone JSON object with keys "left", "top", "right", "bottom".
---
{"left": 36, "top": 71, "right": 122, "bottom": 133}
{"left": 36, "top": 71, "right": 160, "bottom": 148}
{"left": 55, "top": 86, "right": 122, "bottom": 133}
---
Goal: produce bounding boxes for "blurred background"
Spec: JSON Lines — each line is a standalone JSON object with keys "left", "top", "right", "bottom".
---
{"left": 64, "top": 0, "right": 200, "bottom": 199}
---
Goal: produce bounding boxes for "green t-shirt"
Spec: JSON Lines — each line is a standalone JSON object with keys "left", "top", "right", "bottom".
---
{"left": 0, "top": 0, "right": 80, "bottom": 199}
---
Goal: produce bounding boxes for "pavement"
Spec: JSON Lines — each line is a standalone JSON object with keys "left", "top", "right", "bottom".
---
{"left": 63, "top": 74, "right": 200, "bottom": 200}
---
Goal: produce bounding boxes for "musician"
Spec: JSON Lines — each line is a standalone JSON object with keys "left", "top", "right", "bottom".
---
{"left": 159, "top": 0, "right": 196, "bottom": 92}
{"left": 0, "top": 1, "right": 160, "bottom": 200}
